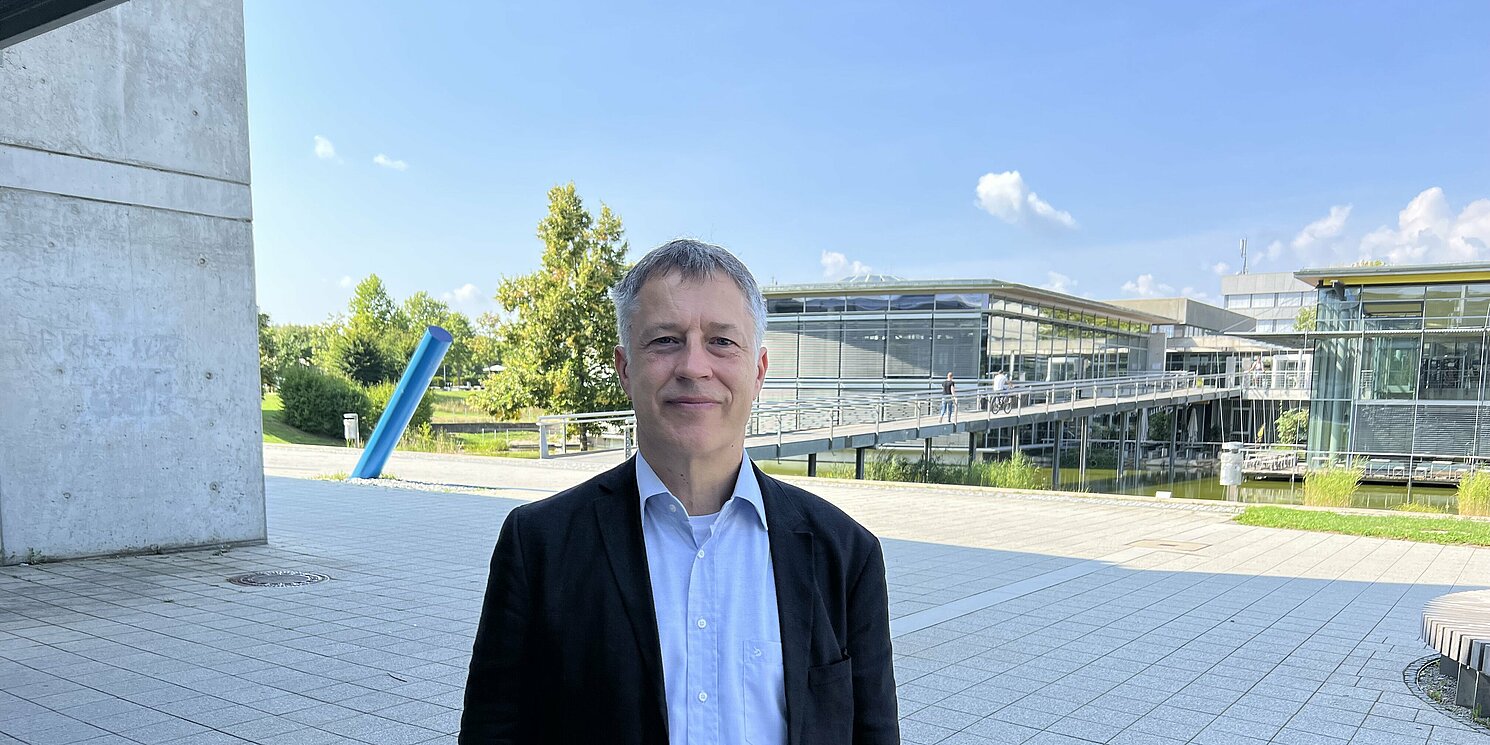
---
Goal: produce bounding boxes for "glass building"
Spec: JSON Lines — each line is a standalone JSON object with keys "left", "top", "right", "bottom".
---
{"left": 760, "top": 277, "right": 1164, "bottom": 403}
{"left": 1301, "top": 263, "right": 1490, "bottom": 458}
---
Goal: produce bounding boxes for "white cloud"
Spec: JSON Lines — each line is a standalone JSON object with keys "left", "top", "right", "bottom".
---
{"left": 1264, "top": 240, "right": 1285, "bottom": 261}
{"left": 1292, "top": 205, "right": 1352, "bottom": 251}
{"left": 820, "top": 250, "right": 871, "bottom": 279}
{"left": 443, "top": 283, "right": 480, "bottom": 304}
{"left": 337, "top": 275, "right": 353, "bottom": 288}
{"left": 314, "top": 135, "right": 337, "bottom": 160}
{"left": 974, "top": 170, "right": 1077, "bottom": 230}
{"left": 1358, "top": 187, "right": 1490, "bottom": 265}
{"left": 1042, "top": 271, "right": 1077, "bottom": 294}
{"left": 1211, "top": 262, "right": 1232, "bottom": 275}
{"left": 1121, "top": 274, "right": 1174, "bottom": 298}
{"left": 373, "top": 153, "right": 409, "bottom": 171}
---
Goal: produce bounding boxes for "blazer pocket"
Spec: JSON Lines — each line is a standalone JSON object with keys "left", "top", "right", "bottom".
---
{"left": 807, "top": 655, "right": 853, "bottom": 688}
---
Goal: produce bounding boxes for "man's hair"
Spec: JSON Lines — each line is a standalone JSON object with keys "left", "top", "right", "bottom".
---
{"left": 609, "top": 238, "right": 767, "bottom": 352}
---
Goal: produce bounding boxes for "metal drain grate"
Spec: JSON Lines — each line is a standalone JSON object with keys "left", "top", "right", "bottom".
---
{"left": 228, "top": 571, "right": 330, "bottom": 588}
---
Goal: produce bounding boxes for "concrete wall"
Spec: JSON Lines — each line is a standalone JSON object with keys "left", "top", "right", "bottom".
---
{"left": 0, "top": 0, "right": 264, "bottom": 564}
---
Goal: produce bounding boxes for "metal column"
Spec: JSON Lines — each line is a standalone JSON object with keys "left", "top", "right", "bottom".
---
{"left": 855, "top": 447, "right": 867, "bottom": 480}
{"left": 807, "top": 453, "right": 817, "bottom": 477}
{"left": 1078, "top": 416, "right": 1090, "bottom": 488}
{"left": 1052, "top": 423, "right": 1065, "bottom": 489}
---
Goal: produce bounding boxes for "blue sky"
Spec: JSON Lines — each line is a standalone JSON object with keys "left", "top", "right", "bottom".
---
{"left": 245, "top": 0, "right": 1490, "bottom": 324}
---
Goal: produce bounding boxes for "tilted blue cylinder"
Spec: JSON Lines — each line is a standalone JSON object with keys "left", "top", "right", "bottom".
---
{"left": 350, "top": 326, "right": 453, "bottom": 479}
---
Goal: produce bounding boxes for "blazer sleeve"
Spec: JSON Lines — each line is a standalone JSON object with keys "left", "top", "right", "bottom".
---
{"left": 460, "top": 508, "right": 537, "bottom": 744}
{"left": 848, "top": 537, "right": 899, "bottom": 745}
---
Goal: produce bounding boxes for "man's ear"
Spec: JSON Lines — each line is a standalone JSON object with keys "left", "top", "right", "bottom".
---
{"left": 615, "top": 345, "right": 630, "bottom": 393}
{"left": 755, "top": 346, "right": 768, "bottom": 393}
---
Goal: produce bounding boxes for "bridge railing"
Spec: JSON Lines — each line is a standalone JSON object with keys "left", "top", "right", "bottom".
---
{"left": 536, "top": 371, "right": 1237, "bottom": 459}
{"left": 1241, "top": 444, "right": 1488, "bottom": 483}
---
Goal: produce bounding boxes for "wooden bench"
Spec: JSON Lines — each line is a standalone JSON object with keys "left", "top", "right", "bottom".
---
{"left": 1423, "top": 590, "right": 1490, "bottom": 710}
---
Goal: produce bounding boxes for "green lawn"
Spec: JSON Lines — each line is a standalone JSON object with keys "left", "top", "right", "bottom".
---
{"left": 428, "top": 389, "right": 543, "bottom": 423}
{"left": 265, "top": 391, "right": 542, "bottom": 457}
{"left": 1236, "top": 506, "right": 1490, "bottom": 546}
{"left": 261, "top": 393, "right": 342, "bottom": 446}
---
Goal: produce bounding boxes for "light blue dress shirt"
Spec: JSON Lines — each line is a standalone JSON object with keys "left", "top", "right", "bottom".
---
{"left": 637, "top": 451, "right": 787, "bottom": 745}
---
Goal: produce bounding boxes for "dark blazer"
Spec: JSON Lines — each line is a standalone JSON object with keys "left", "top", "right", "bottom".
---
{"left": 460, "top": 457, "right": 898, "bottom": 745}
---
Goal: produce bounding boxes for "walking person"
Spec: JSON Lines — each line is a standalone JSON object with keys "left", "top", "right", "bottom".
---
{"left": 939, "top": 372, "right": 957, "bottom": 423}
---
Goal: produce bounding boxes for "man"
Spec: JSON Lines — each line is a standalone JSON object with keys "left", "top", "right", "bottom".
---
{"left": 937, "top": 372, "right": 956, "bottom": 423}
{"left": 460, "top": 239, "right": 898, "bottom": 745}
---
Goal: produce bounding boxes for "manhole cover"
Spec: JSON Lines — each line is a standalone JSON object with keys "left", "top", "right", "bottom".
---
{"left": 1130, "top": 539, "right": 1208, "bottom": 552}
{"left": 227, "top": 571, "right": 330, "bottom": 588}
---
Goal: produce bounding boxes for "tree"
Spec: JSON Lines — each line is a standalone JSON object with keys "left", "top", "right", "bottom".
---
{"left": 470, "top": 183, "right": 630, "bottom": 443}
{"left": 1273, "top": 407, "right": 1309, "bottom": 446}
{"left": 258, "top": 311, "right": 277, "bottom": 392}
{"left": 1293, "top": 306, "right": 1317, "bottom": 332}
{"left": 330, "top": 325, "right": 398, "bottom": 386}
{"left": 348, "top": 274, "right": 401, "bottom": 334}
{"left": 328, "top": 275, "right": 402, "bottom": 384}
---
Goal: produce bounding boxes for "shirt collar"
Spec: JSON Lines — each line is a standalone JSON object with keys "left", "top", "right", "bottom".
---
{"left": 635, "top": 450, "right": 768, "bottom": 531}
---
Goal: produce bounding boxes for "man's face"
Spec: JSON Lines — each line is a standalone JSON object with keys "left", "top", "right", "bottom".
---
{"left": 615, "top": 272, "right": 767, "bottom": 460}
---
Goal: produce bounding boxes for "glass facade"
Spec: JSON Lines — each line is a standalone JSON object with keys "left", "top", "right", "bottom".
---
{"left": 1307, "top": 282, "right": 1490, "bottom": 457}
{"left": 764, "top": 290, "right": 1152, "bottom": 389}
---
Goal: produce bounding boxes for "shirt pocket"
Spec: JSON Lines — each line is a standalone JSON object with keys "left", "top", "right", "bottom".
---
{"left": 741, "top": 640, "right": 786, "bottom": 745}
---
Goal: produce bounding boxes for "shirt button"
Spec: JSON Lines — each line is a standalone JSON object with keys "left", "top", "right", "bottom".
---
{"left": 696, "top": 618, "right": 707, "bottom": 629}
{"left": 668, "top": 504, "right": 677, "bottom": 513}
{"left": 753, "top": 647, "right": 762, "bottom": 657}
{"left": 696, "top": 549, "right": 705, "bottom": 559}
{"left": 698, "top": 691, "right": 708, "bottom": 702}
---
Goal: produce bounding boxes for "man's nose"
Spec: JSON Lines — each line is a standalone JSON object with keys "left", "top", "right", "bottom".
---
{"left": 675, "top": 338, "right": 712, "bottom": 379}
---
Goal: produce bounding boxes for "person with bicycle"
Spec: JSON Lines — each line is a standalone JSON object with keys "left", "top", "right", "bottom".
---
{"left": 991, "top": 369, "right": 1014, "bottom": 413}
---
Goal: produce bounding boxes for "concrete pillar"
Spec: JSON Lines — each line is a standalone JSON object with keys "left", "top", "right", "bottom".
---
{"left": 806, "top": 453, "right": 817, "bottom": 477}
{"left": 1117, "top": 411, "right": 1129, "bottom": 478}
{"left": 1169, "top": 406, "right": 1180, "bottom": 478}
{"left": 0, "top": 0, "right": 264, "bottom": 564}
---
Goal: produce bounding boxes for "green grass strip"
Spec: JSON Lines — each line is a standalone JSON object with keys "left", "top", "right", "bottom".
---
{"left": 1236, "top": 506, "right": 1490, "bottom": 546}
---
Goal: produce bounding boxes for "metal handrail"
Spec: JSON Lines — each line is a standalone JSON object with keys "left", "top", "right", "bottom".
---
{"left": 536, "top": 371, "right": 1237, "bottom": 458}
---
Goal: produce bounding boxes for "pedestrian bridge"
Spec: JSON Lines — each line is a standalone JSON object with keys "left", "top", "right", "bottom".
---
{"left": 538, "top": 372, "right": 1255, "bottom": 466}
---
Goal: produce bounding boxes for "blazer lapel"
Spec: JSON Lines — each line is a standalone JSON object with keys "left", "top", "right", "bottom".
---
{"left": 757, "top": 466, "right": 817, "bottom": 745}
{"left": 593, "top": 458, "right": 668, "bottom": 729}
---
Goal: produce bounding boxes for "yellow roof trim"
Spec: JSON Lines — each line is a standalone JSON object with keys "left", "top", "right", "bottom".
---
{"left": 1308, "top": 271, "right": 1490, "bottom": 286}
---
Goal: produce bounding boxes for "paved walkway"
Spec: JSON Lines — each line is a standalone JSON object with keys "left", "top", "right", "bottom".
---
{"left": 0, "top": 446, "right": 1486, "bottom": 744}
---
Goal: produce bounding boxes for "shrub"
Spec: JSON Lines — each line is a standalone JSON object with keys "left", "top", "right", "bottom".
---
{"left": 364, "top": 382, "right": 435, "bottom": 435}
{"left": 1458, "top": 470, "right": 1490, "bottom": 517}
{"left": 984, "top": 452, "right": 1044, "bottom": 490}
{"left": 1303, "top": 463, "right": 1363, "bottom": 508}
{"left": 278, "top": 366, "right": 371, "bottom": 438}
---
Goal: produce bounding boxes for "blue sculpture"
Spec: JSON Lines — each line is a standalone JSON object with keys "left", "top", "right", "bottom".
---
{"left": 350, "top": 325, "right": 453, "bottom": 479}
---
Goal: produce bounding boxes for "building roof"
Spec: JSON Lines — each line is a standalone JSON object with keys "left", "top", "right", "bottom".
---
{"left": 0, "top": 0, "right": 123, "bottom": 49}
{"left": 1103, "top": 297, "right": 1256, "bottom": 333}
{"left": 761, "top": 277, "right": 1172, "bottom": 325}
{"left": 1296, "top": 262, "right": 1490, "bottom": 286}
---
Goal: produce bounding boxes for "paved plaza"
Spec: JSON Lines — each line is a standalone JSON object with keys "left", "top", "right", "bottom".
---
{"left": 2, "top": 446, "right": 1489, "bottom": 744}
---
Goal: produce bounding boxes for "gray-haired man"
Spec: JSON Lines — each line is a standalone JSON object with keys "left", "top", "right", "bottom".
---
{"left": 461, "top": 239, "right": 899, "bottom": 744}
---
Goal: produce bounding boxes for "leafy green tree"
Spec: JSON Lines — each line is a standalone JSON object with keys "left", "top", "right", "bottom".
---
{"left": 470, "top": 183, "right": 629, "bottom": 441}
{"left": 469, "top": 311, "right": 504, "bottom": 379}
{"left": 1273, "top": 407, "right": 1309, "bottom": 445}
{"left": 1293, "top": 306, "right": 1317, "bottom": 332}
{"left": 331, "top": 325, "right": 398, "bottom": 385}
{"left": 269, "top": 322, "right": 337, "bottom": 375}
{"left": 329, "top": 275, "right": 403, "bottom": 384}
{"left": 349, "top": 274, "right": 401, "bottom": 334}
{"left": 258, "top": 311, "right": 277, "bottom": 392}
